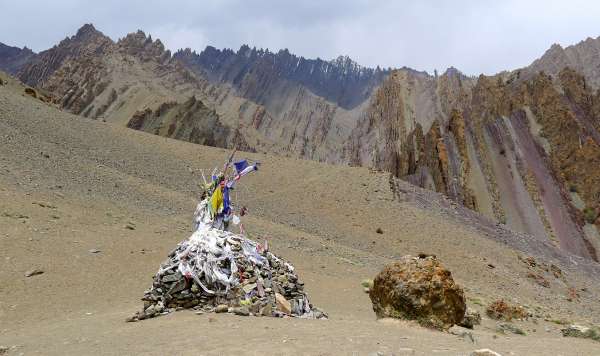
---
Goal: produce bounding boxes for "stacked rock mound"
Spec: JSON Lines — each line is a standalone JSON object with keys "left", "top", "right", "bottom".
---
{"left": 369, "top": 255, "right": 466, "bottom": 330}
{"left": 128, "top": 153, "right": 326, "bottom": 321}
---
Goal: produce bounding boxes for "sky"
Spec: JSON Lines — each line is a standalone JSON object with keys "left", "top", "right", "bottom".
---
{"left": 1, "top": 0, "right": 600, "bottom": 75}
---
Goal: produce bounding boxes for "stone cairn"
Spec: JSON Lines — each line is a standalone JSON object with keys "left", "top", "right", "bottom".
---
{"left": 128, "top": 152, "right": 326, "bottom": 321}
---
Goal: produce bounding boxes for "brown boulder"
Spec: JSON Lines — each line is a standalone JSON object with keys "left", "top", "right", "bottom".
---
{"left": 485, "top": 299, "right": 528, "bottom": 321}
{"left": 275, "top": 292, "right": 292, "bottom": 314}
{"left": 369, "top": 255, "right": 466, "bottom": 330}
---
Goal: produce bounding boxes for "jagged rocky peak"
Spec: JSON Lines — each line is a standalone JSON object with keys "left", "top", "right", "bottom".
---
{"left": 174, "top": 44, "right": 392, "bottom": 109}
{"left": 0, "top": 42, "right": 37, "bottom": 74}
{"left": 548, "top": 42, "right": 564, "bottom": 53}
{"left": 117, "top": 30, "right": 171, "bottom": 62}
{"left": 443, "top": 66, "right": 465, "bottom": 78}
{"left": 17, "top": 23, "right": 114, "bottom": 86}
{"left": 330, "top": 55, "right": 364, "bottom": 75}
{"left": 55, "top": 23, "right": 112, "bottom": 49}
{"left": 75, "top": 23, "right": 102, "bottom": 39}
{"left": 525, "top": 36, "right": 600, "bottom": 89}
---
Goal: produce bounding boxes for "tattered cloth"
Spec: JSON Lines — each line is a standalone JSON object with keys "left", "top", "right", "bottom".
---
{"left": 130, "top": 225, "right": 326, "bottom": 320}
{"left": 129, "top": 154, "right": 325, "bottom": 321}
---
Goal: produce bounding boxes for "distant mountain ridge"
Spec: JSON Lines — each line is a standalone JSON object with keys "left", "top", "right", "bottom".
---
{"left": 0, "top": 42, "right": 35, "bottom": 75}
{"left": 524, "top": 36, "right": 600, "bottom": 89}
{"left": 174, "top": 45, "right": 390, "bottom": 109}
{"left": 2, "top": 24, "right": 600, "bottom": 261}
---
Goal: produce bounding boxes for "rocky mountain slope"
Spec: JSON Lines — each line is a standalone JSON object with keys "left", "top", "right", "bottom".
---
{"left": 346, "top": 66, "right": 600, "bottom": 261}
{"left": 524, "top": 36, "right": 600, "bottom": 89}
{"left": 174, "top": 46, "right": 389, "bottom": 110}
{"left": 3, "top": 24, "right": 600, "bottom": 261}
{"left": 0, "top": 43, "right": 36, "bottom": 75}
{"left": 12, "top": 25, "right": 265, "bottom": 151}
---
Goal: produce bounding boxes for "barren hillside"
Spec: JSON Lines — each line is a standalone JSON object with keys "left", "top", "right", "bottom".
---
{"left": 1, "top": 69, "right": 600, "bottom": 355}
{"left": 4, "top": 25, "right": 600, "bottom": 263}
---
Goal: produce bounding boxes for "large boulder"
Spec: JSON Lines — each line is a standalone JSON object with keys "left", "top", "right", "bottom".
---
{"left": 369, "top": 255, "right": 466, "bottom": 330}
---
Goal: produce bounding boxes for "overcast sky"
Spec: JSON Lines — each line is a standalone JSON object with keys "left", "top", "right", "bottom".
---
{"left": 1, "top": 0, "right": 600, "bottom": 75}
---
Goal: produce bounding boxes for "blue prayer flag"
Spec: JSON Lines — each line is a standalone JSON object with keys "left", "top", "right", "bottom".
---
{"left": 234, "top": 160, "right": 249, "bottom": 174}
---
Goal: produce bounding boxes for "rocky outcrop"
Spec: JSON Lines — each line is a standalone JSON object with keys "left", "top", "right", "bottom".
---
{"left": 369, "top": 255, "right": 466, "bottom": 330}
{"left": 0, "top": 43, "right": 36, "bottom": 75}
{"left": 19, "top": 24, "right": 113, "bottom": 88}
{"left": 346, "top": 65, "right": 600, "bottom": 260}
{"left": 16, "top": 24, "right": 114, "bottom": 116}
{"left": 117, "top": 30, "right": 172, "bottom": 64}
{"left": 127, "top": 96, "right": 237, "bottom": 149}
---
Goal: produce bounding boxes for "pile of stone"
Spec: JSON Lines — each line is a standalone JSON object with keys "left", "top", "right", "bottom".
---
{"left": 128, "top": 228, "right": 325, "bottom": 321}
{"left": 128, "top": 153, "right": 326, "bottom": 321}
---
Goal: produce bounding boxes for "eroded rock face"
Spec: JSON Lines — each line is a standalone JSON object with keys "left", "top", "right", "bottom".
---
{"left": 348, "top": 66, "right": 600, "bottom": 261}
{"left": 126, "top": 96, "right": 237, "bottom": 149}
{"left": 369, "top": 255, "right": 466, "bottom": 330}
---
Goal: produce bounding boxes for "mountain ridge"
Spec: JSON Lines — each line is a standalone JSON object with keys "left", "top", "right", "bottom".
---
{"left": 3, "top": 23, "right": 600, "bottom": 261}
{"left": 173, "top": 44, "right": 391, "bottom": 110}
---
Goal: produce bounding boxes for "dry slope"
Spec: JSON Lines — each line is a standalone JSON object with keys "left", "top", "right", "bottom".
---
{"left": 1, "top": 70, "right": 600, "bottom": 355}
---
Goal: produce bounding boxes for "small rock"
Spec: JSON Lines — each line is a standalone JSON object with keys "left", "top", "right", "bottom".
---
{"left": 242, "top": 283, "right": 257, "bottom": 294}
{"left": 161, "top": 272, "right": 180, "bottom": 283}
{"left": 231, "top": 306, "right": 250, "bottom": 316}
{"left": 376, "top": 228, "right": 383, "bottom": 234}
{"left": 24, "top": 269, "right": 44, "bottom": 277}
{"left": 561, "top": 324, "right": 600, "bottom": 341}
{"left": 496, "top": 322, "right": 526, "bottom": 335}
{"left": 561, "top": 324, "right": 589, "bottom": 336}
{"left": 125, "top": 224, "right": 136, "bottom": 230}
{"left": 459, "top": 308, "right": 482, "bottom": 329}
{"left": 145, "top": 305, "right": 156, "bottom": 317}
{"left": 275, "top": 293, "right": 292, "bottom": 314}
{"left": 89, "top": 249, "right": 101, "bottom": 254}
{"left": 249, "top": 301, "right": 261, "bottom": 315}
{"left": 470, "top": 349, "right": 503, "bottom": 356}
{"left": 260, "top": 303, "right": 273, "bottom": 317}
{"left": 449, "top": 325, "right": 475, "bottom": 343}
{"left": 190, "top": 283, "right": 199, "bottom": 293}
{"left": 215, "top": 304, "right": 229, "bottom": 313}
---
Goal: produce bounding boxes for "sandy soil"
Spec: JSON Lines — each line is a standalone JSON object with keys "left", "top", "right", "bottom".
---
{"left": 1, "top": 72, "right": 599, "bottom": 355}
